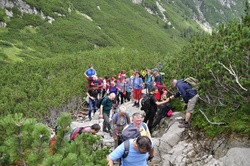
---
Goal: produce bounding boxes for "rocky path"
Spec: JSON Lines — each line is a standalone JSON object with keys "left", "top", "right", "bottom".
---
{"left": 69, "top": 93, "right": 250, "bottom": 166}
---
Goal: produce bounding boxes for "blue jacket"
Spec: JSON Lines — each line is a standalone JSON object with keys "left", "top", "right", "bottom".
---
{"left": 174, "top": 79, "right": 197, "bottom": 103}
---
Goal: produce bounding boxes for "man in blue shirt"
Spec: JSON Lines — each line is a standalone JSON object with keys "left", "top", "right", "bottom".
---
{"left": 107, "top": 136, "right": 154, "bottom": 166}
{"left": 84, "top": 64, "right": 97, "bottom": 78}
{"left": 170, "top": 79, "right": 199, "bottom": 128}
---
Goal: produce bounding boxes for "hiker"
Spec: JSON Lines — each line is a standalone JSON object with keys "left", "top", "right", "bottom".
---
{"left": 152, "top": 68, "right": 162, "bottom": 85}
{"left": 86, "top": 87, "right": 99, "bottom": 121}
{"left": 107, "top": 136, "right": 154, "bottom": 166}
{"left": 152, "top": 102, "right": 173, "bottom": 129}
{"left": 69, "top": 124, "right": 101, "bottom": 140}
{"left": 132, "top": 72, "right": 144, "bottom": 108}
{"left": 117, "top": 76, "right": 126, "bottom": 105}
{"left": 125, "top": 77, "right": 132, "bottom": 102}
{"left": 85, "top": 64, "right": 97, "bottom": 89}
{"left": 170, "top": 79, "right": 199, "bottom": 128}
{"left": 140, "top": 68, "right": 147, "bottom": 84}
{"left": 84, "top": 64, "right": 97, "bottom": 78}
{"left": 143, "top": 87, "right": 170, "bottom": 133}
{"left": 146, "top": 70, "right": 154, "bottom": 93}
{"left": 129, "top": 112, "right": 151, "bottom": 138}
{"left": 102, "top": 76, "right": 109, "bottom": 97}
{"left": 111, "top": 106, "right": 131, "bottom": 147}
{"left": 118, "top": 70, "right": 126, "bottom": 79}
{"left": 99, "top": 93, "right": 116, "bottom": 136}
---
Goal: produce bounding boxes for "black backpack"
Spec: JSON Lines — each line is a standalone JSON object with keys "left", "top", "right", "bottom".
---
{"left": 140, "top": 94, "right": 151, "bottom": 111}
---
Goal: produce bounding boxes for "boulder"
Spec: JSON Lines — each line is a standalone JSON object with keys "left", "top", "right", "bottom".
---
{"left": 219, "top": 148, "right": 250, "bottom": 166}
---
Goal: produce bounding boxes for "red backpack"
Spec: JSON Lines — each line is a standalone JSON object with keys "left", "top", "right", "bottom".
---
{"left": 69, "top": 126, "right": 89, "bottom": 140}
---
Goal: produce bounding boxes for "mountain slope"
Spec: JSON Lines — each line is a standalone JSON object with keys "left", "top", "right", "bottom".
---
{"left": 0, "top": 0, "right": 245, "bottom": 64}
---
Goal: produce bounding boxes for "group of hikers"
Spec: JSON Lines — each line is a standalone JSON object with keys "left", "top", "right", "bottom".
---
{"left": 49, "top": 64, "right": 199, "bottom": 165}
{"left": 82, "top": 64, "right": 199, "bottom": 165}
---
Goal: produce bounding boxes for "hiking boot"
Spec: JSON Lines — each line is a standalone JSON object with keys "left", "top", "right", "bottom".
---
{"left": 178, "top": 119, "right": 185, "bottom": 124}
{"left": 109, "top": 131, "right": 113, "bottom": 137}
{"left": 178, "top": 122, "right": 190, "bottom": 128}
{"left": 103, "top": 129, "right": 108, "bottom": 133}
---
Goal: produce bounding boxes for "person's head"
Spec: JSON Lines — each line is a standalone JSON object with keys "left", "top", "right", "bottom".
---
{"left": 132, "top": 112, "right": 142, "bottom": 127}
{"left": 135, "top": 72, "right": 140, "bottom": 77}
{"left": 171, "top": 79, "right": 178, "bottom": 88}
{"left": 147, "top": 70, "right": 152, "bottom": 75}
{"left": 110, "top": 81, "right": 115, "bottom": 87}
{"left": 153, "top": 68, "right": 159, "bottom": 75}
{"left": 109, "top": 93, "right": 116, "bottom": 100}
{"left": 121, "top": 70, "right": 126, "bottom": 74}
{"left": 150, "top": 87, "right": 158, "bottom": 94}
{"left": 89, "top": 64, "right": 93, "bottom": 69}
{"left": 118, "top": 105, "right": 127, "bottom": 115}
{"left": 90, "top": 124, "right": 100, "bottom": 135}
{"left": 135, "top": 136, "right": 152, "bottom": 154}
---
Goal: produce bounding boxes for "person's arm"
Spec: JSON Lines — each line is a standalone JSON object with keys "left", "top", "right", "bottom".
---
{"left": 155, "top": 98, "right": 170, "bottom": 106}
{"left": 148, "top": 147, "right": 154, "bottom": 160}
{"left": 84, "top": 70, "right": 88, "bottom": 78}
{"left": 86, "top": 92, "right": 94, "bottom": 100}
{"left": 106, "top": 156, "right": 114, "bottom": 166}
{"left": 126, "top": 113, "right": 131, "bottom": 124}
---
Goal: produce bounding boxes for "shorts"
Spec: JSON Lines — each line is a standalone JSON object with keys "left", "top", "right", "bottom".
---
{"left": 187, "top": 94, "right": 199, "bottom": 113}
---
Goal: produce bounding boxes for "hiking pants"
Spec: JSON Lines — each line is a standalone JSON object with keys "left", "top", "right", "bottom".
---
{"left": 103, "top": 112, "right": 111, "bottom": 132}
{"left": 88, "top": 99, "right": 97, "bottom": 119}
{"left": 152, "top": 103, "right": 171, "bottom": 128}
{"left": 125, "top": 91, "right": 131, "bottom": 101}
{"left": 143, "top": 109, "right": 156, "bottom": 133}
{"left": 117, "top": 91, "right": 125, "bottom": 105}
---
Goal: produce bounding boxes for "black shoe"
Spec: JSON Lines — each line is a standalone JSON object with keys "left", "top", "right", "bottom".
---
{"left": 132, "top": 102, "right": 136, "bottom": 107}
{"left": 136, "top": 103, "right": 140, "bottom": 108}
{"left": 103, "top": 129, "right": 108, "bottom": 133}
{"left": 178, "top": 122, "right": 190, "bottom": 128}
{"left": 109, "top": 131, "right": 113, "bottom": 137}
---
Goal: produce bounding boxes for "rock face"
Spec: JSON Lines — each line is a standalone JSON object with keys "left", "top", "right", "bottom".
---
{"left": 0, "top": 0, "right": 55, "bottom": 24}
{"left": 132, "top": 0, "right": 142, "bottom": 4}
{"left": 219, "top": 148, "right": 250, "bottom": 166}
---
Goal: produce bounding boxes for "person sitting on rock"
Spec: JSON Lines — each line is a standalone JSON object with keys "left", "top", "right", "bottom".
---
{"left": 143, "top": 87, "right": 170, "bottom": 134}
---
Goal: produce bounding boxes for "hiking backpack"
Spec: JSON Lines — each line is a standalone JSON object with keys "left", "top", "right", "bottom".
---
{"left": 121, "top": 123, "right": 147, "bottom": 158}
{"left": 184, "top": 77, "right": 200, "bottom": 90}
{"left": 140, "top": 94, "right": 151, "bottom": 111}
{"left": 69, "top": 126, "right": 89, "bottom": 140}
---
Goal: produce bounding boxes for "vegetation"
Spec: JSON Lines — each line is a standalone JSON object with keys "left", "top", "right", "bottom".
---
{"left": 0, "top": 113, "right": 108, "bottom": 165}
{"left": 0, "top": 0, "right": 249, "bottom": 164}
{"left": 0, "top": 48, "right": 160, "bottom": 120}
{"left": 164, "top": 8, "right": 250, "bottom": 137}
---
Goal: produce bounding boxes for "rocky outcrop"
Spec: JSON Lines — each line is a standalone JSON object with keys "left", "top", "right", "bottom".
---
{"left": 132, "top": 0, "right": 142, "bottom": 4}
{"left": 219, "top": 0, "right": 236, "bottom": 8}
{"left": 0, "top": 21, "right": 7, "bottom": 28}
{"left": 193, "top": 0, "right": 212, "bottom": 33}
{"left": 0, "top": 0, "right": 58, "bottom": 24}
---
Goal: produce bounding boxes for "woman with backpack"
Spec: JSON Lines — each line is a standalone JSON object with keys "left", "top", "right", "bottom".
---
{"left": 111, "top": 106, "right": 130, "bottom": 147}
